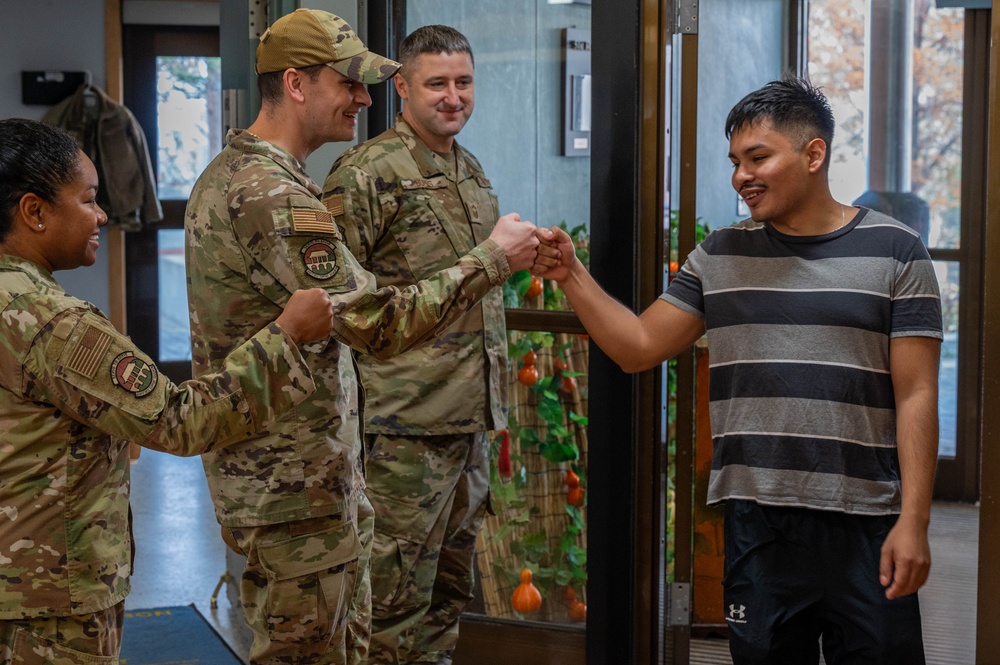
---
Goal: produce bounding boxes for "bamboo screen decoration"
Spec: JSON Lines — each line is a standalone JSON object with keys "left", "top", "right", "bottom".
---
{"left": 476, "top": 319, "right": 590, "bottom": 623}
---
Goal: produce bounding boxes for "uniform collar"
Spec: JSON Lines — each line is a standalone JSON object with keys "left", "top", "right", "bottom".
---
{"left": 226, "top": 129, "right": 322, "bottom": 197}
{"left": 393, "top": 115, "right": 476, "bottom": 183}
{"left": 0, "top": 254, "right": 59, "bottom": 287}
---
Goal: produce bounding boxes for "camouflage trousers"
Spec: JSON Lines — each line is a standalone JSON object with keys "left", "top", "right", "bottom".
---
{"left": 223, "top": 494, "right": 375, "bottom": 665}
{"left": 365, "top": 432, "right": 490, "bottom": 665}
{"left": 0, "top": 602, "right": 123, "bottom": 665}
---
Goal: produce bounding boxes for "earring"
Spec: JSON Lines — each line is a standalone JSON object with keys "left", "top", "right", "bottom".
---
{"left": 37, "top": 223, "right": 43, "bottom": 229}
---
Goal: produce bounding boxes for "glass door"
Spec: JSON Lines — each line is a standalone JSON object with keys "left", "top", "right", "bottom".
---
{"left": 382, "top": 1, "right": 677, "bottom": 663}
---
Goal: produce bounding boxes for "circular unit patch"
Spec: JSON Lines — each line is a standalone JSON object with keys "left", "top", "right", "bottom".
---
{"left": 301, "top": 238, "right": 340, "bottom": 280}
{"left": 110, "top": 351, "right": 158, "bottom": 398}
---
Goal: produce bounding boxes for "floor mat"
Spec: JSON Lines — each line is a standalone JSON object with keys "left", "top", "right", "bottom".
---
{"left": 119, "top": 604, "right": 243, "bottom": 665}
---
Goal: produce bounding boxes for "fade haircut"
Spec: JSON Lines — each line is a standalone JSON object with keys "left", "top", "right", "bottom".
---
{"left": 725, "top": 74, "right": 836, "bottom": 169}
{"left": 257, "top": 64, "right": 328, "bottom": 106}
{"left": 0, "top": 118, "right": 81, "bottom": 242}
{"left": 398, "top": 25, "right": 474, "bottom": 80}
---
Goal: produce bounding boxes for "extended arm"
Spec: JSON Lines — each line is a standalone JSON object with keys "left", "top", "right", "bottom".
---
{"left": 535, "top": 226, "right": 704, "bottom": 372}
{"left": 880, "top": 334, "right": 941, "bottom": 599}
{"left": 29, "top": 296, "right": 329, "bottom": 457}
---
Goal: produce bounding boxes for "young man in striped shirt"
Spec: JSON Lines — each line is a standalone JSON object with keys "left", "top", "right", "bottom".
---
{"left": 537, "top": 76, "right": 942, "bottom": 664}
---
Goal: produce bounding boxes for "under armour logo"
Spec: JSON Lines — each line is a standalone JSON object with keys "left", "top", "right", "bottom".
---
{"left": 728, "top": 604, "right": 746, "bottom": 621}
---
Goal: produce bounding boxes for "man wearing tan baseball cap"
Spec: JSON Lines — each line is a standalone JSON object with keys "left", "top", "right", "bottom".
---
{"left": 183, "top": 7, "right": 546, "bottom": 665}
{"left": 255, "top": 7, "right": 400, "bottom": 84}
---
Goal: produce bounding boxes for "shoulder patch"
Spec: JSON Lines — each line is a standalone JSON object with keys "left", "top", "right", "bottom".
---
{"left": 110, "top": 351, "right": 158, "bottom": 398}
{"left": 291, "top": 207, "right": 338, "bottom": 235}
{"left": 324, "top": 194, "right": 345, "bottom": 217}
{"left": 301, "top": 238, "right": 340, "bottom": 280}
{"left": 67, "top": 324, "right": 114, "bottom": 378}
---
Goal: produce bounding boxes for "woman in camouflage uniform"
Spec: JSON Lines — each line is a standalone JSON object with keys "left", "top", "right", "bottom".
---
{"left": 0, "top": 119, "right": 333, "bottom": 663}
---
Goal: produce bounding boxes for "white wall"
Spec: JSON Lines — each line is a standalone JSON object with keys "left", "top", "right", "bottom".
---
{"left": 0, "top": 0, "right": 111, "bottom": 313}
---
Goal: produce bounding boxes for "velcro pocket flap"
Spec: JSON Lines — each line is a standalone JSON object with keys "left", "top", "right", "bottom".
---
{"left": 257, "top": 520, "right": 361, "bottom": 582}
{"left": 367, "top": 490, "right": 438, "bottom": 542}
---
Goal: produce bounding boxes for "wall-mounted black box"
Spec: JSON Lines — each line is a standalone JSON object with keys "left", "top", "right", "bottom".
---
{"left": 21, "top": 71, "right": 90, "bottom": 105}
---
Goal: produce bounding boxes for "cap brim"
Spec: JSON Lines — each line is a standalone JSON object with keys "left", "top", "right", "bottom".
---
{"left": 330, "top": 50, "right": 401, "bottom": 85}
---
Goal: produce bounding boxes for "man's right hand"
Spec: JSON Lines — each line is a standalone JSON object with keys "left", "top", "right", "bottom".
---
{"left": 276, "top": 288, "right": 334, "bottom": 345}
{"left": 532, "top": 226, "right": 578, "bottom": 282}
{"left": 489, "top": 213, "right": 539, "bottom": 272}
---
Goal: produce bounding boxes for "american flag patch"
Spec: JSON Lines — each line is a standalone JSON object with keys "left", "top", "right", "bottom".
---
{"left": 67, "top": 325, "right": 113, "bottom": 378}
{"left": 324, "top": 194, "right": 345, "bottom": 217}
{"left": 291, "top": 208, "right": 337, "bottom": 235}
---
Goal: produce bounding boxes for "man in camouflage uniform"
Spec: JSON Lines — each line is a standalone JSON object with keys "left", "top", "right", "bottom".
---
{"left": 323, "top": 25, "right": 507, "bottom": 664}
{"left": 184, "top": 10, "right": 544, "bottom": 665}
{"left": 0, "top": 118, "right": 332, "bottom": 662}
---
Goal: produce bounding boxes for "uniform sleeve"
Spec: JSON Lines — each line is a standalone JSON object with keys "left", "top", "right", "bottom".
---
{"left": 23, "top": 309, "right": 316, "bottom": 456}
{"left": 232, "top": 175, "right": 511, "bottom": 360}
{"left": 322, "top": 163, "right": 382, "bottom": 266}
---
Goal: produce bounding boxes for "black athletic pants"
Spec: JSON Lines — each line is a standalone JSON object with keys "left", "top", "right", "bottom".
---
{"left": 723, "top": 500, "right": 925, "bottom": 665}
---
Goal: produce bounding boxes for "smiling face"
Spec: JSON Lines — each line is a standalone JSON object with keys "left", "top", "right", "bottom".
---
{"left": 302, "top": 65, "right": 373, "bottom": 145}
{"left": 728, "top": 120, "right": 825, "bottom": 227}
{"left": 396, "top": 51, "right": 475, "bottom": 153}
{"left": 43, "top": 152, "right": 107, "bottom": 271}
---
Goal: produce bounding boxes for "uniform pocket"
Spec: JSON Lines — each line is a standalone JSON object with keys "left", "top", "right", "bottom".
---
{"left": 11, "top": 628, "right": 118, "bottom": 665}
{"left": 366, "top": 491, "right": 438, "bottom": 610}
{"left": 255, "top": 519, "right": 361, "bottom": 643}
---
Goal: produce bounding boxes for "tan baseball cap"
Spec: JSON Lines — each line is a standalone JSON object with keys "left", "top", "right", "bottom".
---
{"left": 255, "top": 8, "right": 401, "bottom": 84}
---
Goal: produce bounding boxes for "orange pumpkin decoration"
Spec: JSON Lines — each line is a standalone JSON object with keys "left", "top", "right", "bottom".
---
{"left": 568, "top": 486, "right": 585, "bottom": 508}
{"left": 525, "top": 276, "right": 544, "bottom": 298}
{"left": 568, "top": 600, "right": 587, "bottom": 622}
{"left": 560, "top": 375, "right": 577, "bottom": 394}
{"left": 522, "top": 349, "right": 537, "bottom": 366}
{"left": 511, "top": 568, "right": 543, "bottom": 614}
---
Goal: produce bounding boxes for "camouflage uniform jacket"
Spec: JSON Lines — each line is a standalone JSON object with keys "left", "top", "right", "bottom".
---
{"left": 0, "top": 255, "right": 315, "bottom": 619}
{"left": 185, "top": 129, "right": 510, "bottom": 527}
{"left": 324, "top": 116, "right": 507, "bottom": 435}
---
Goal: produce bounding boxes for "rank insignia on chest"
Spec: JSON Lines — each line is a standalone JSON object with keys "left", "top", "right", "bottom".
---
{"left": 301, "top": 238, "right": 340, "bottom": 280}
{"left": 110, "top": 351, "right": 158, "bottom": 397}
{"left": 291, "top": 207, "right": 338, "bottom": 235}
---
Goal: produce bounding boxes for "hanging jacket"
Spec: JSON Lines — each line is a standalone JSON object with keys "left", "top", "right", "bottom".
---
{"left": 43, "top": 84, "right": 162, "bottom": 231}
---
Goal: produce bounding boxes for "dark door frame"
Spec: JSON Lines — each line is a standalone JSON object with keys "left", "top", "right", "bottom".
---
{"left": 932, "top": 8, "right": 990, "bottom": 502}
{"left": 122, "top": 24, "right": 220, "bottom": 383}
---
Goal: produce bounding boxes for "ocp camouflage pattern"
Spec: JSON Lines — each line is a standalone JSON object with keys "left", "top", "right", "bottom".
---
{"left": 0, "top": 255, "right": 315, "bottom": 620}
{"left": 323, "top": 116, "right": 508, "bottom": 436}
{"left": 183, "top": 129, "right": 511, "bottom": 528}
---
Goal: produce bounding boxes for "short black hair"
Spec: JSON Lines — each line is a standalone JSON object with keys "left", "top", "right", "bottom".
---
{"left": 0, "top": 118, "right": 81, "bottom": 241}
{"left": 725, "top": 74, "right": 836, "bottom": 168}
{"left": 398, "top": 25, "right": 474, "bottom": 80}
{"left": 257, "top": 63, "right": 327, "bottom": 106}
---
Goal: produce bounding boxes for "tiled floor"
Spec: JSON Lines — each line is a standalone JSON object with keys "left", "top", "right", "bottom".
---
{"left": 128, "top": 452, "right": 979, "bottom": 664}
{"left": 127, "top": 450, "right": 249, "bottom": 657}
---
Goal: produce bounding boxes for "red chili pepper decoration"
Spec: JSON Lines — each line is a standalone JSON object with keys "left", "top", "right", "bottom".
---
{"left": 498, "top": 430, "right": 512, "bottom": 479}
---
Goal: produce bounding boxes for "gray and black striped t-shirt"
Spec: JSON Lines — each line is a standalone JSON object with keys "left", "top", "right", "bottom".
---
{"left": 662, "top": 207, "right": 942, "bottom": 515}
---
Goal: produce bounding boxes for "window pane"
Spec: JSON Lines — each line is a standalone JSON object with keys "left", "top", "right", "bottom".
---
{"left": 808, "top": 1, "right": 964, "bottom": 462}
{"left": 912, "top": 6, "right": 963, "bottom": 250}
{"left": 936, "top": 260, "right": 958, "bottom": 458}
{"left": 806, "top": 0, "right": 867, "bottom": 204}
{"left": 158, "top": 229, "right": 191, "bottom": 362}
{"left": 156, "top": 56, "right": 222, "bottom": 199}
